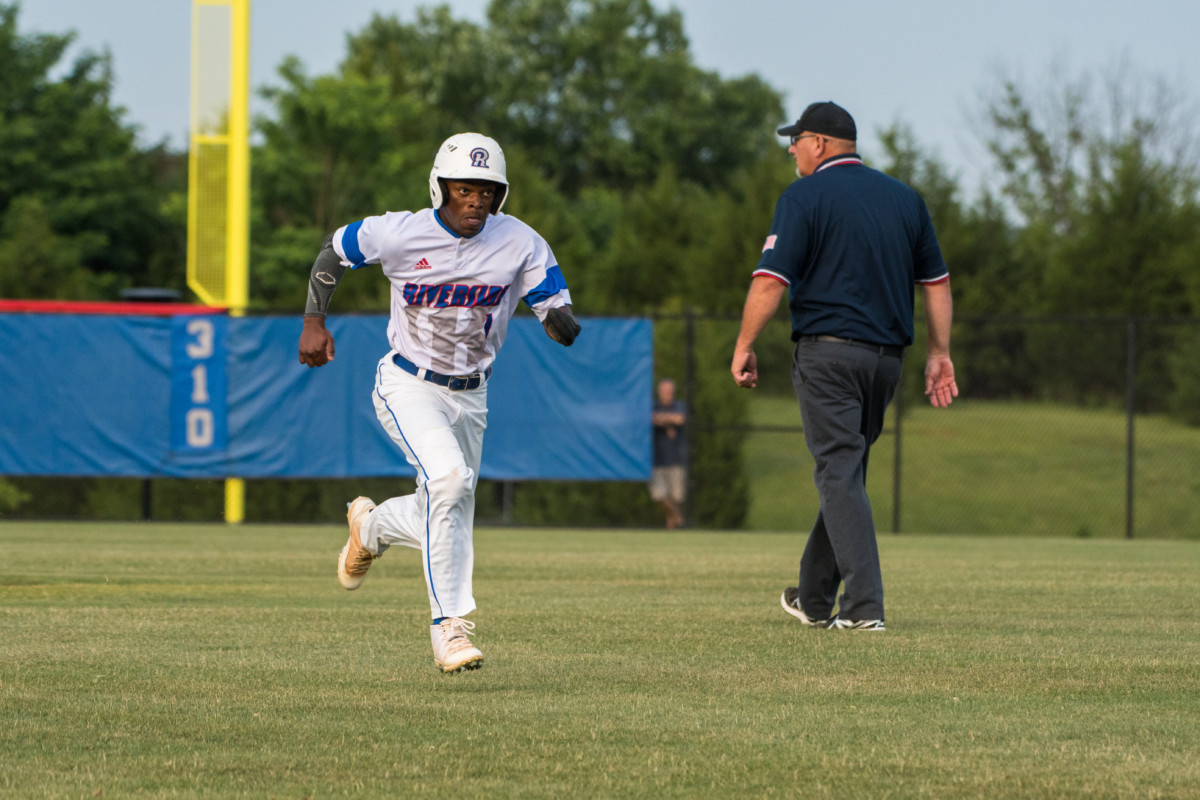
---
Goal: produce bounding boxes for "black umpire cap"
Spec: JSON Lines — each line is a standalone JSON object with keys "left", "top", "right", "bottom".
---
{"left": 778, "top": 101, "right": 857, "bottom": 141}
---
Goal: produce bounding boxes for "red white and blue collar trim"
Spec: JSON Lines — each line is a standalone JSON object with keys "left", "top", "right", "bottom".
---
{"left": 815, "top": 154, "right": 863, "bottom": 173}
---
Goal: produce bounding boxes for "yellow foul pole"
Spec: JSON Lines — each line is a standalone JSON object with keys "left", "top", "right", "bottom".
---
{"left": 224, "top": 0, "right": 249, "bottom": 524}
{"left": 189, "top": 0, "right": 250, "bottom": 523}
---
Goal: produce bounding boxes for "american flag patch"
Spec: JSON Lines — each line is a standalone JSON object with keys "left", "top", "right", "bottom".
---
{"left": 762, "top": 235, "right": 777, "bottom": 252}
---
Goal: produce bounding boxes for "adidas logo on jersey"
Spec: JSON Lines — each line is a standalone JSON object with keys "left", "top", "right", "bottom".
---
{"left": 413, "top": 258, "right": 432, "bottom": 270}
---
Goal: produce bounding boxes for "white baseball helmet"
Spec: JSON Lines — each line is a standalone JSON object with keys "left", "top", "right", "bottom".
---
{"left": 428, "top": 132, "right": 509, "bottom": 213}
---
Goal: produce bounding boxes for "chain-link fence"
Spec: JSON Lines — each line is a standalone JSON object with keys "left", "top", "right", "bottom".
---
{"left": 659, "top": 312, "right": 1200, "bottom": 540}
{"left": 5, "top": 313, "right": 1198, "bottom": 537}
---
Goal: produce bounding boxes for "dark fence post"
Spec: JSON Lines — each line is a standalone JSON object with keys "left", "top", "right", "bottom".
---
{"left": 141, "top": 479, "right": 153, "bottom": 521}
{"left": 502, "top": 481, "right": 514, "bottom": 525}
{"left": 684, "top": 308, "right": 696, "bottom": 529}
{"left": 892, "top": 379, "right": 903, "bottom": 534}
{"left": 1125, "top": 318, "right": 1136, "bottom": 539}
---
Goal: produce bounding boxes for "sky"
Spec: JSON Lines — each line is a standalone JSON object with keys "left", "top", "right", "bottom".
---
{"left": 18, "top": 0, "right": 1200, "bottom": 193}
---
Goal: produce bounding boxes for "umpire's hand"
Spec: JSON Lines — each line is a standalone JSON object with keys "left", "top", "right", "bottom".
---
{"left": 924, "top": 354, "right": 958, "bottom": 408}
{"left": 299, "top": 316, "right": 336, "bottom": 368}
{"left": 731, "top": 348, "right": 758, "bottom": 388}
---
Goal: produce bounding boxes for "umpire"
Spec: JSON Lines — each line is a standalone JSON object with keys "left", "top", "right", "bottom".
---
{"left": 730, "top": 101, "right": 958, "bottom": 631}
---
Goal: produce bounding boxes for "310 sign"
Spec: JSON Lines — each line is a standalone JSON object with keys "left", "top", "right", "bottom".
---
{"left": 171, "top": 315, "right": 228, "bottom": 452}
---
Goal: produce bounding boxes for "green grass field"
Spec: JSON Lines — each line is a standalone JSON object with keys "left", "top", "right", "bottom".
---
{"left": 2, "top": 523, "right": 1197, "bottom": 798}
{"left": 744, "top": 396, "right": 1200, "bottom": 539}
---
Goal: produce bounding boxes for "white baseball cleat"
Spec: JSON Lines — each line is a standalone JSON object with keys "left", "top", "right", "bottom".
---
{"left": 431, "top": 618, "right": 484, "bottom": 673}
{"left": 829, "top": 617, "right": 886, "bottom": 631}
{"left": 337, "top": 496, "right": 378, "bottom": 590}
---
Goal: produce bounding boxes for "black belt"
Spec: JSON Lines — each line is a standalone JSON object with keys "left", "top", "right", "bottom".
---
{"left": 799, "top": 334, "right": 904, "bottom": 358}
{"left": 392, "top": 353, "right": 491, "bottom": 390}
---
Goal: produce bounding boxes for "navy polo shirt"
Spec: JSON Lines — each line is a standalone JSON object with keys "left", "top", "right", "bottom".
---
{"left": 754, "top": 154, "right": 948, "bottom": 347}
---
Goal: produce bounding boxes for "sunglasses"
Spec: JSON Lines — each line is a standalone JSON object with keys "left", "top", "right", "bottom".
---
{"left": 790, "top": 133, "right": 822, "bottom": 146}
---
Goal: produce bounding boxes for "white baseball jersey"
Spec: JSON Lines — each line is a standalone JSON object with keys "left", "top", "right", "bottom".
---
{"left": 332, "top": 208, "right": 572, "bottom": 376}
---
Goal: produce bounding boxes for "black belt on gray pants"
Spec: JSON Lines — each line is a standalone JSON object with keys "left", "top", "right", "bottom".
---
{"left": 392, "top": 353, "right": 491, "bottom": 390}
{"left": 798, "top": 334, "right": 904, "bottom": 358}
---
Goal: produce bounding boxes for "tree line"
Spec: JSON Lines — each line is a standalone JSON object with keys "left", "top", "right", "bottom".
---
{"left": 3, "top": 1, "right": 1200, "bottom": 523}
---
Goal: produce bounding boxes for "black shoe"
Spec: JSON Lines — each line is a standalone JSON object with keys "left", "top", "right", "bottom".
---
{"left": 780, "top": 588, "right": 832, "bottom": 628}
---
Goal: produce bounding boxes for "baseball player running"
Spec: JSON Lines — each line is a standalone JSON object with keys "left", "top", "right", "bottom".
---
{"left": 298, "top": 133, "right": 580, "bottom": 673}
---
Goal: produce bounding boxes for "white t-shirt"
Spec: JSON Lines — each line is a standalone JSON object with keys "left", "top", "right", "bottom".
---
{"left": 333, "top": 208, "right": 572, "bottom": 376}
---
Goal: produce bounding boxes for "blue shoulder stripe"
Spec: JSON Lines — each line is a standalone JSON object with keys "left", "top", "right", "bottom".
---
{"left": 341, "top": 220, "right": 367, "bottom": 266}
{"left": 523, "top": 265, "right": 568, "bottom": 306}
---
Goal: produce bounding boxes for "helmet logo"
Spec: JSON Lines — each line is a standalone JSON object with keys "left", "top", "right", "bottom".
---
{"left": 469, "top": 148, "right": 490, "bottom": 168}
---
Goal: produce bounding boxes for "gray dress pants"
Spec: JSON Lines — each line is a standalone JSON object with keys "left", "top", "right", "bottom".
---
{"left": 791, "top": 338, "right": 903, "bottom": 621}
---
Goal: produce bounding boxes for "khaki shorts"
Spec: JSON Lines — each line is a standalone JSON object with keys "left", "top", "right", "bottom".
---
{"left": 650, "top": 465, "right": 686, "bottom": 504}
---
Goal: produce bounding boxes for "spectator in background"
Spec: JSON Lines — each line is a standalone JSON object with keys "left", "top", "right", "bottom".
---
{"left": 650, "top": 378, "right": 688, "bottom": 529}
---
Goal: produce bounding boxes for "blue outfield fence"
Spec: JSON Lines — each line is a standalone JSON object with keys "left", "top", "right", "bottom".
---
{"left": 0, "top": 312, "right": 652, "bottom": 481}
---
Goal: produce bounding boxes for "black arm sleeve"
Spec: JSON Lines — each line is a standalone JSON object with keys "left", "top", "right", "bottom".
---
{"left": 304, "top": 233, "right": 348, "bottom": 318}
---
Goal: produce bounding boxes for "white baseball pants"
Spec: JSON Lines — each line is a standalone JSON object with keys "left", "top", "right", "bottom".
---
{"left": 360, "top": 351, "right": 488, "bottom": 620}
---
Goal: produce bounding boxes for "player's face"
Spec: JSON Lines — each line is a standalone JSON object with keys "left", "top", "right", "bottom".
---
{"left": 440, "top": 180, "right": 498, "bottom": 237}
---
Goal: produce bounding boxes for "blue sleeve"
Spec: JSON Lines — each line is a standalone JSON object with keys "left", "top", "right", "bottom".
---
{"left": 911, "top": 198, "right": 948, "bottom": 283}
{"left": 521, "top": 265, "right": 569, "bottom": 307}
{"left": 756, "top": 193, "right": 808, "bottom": 284}
{"left": 340, "top": 220, "right": 368, "bottom": 267}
